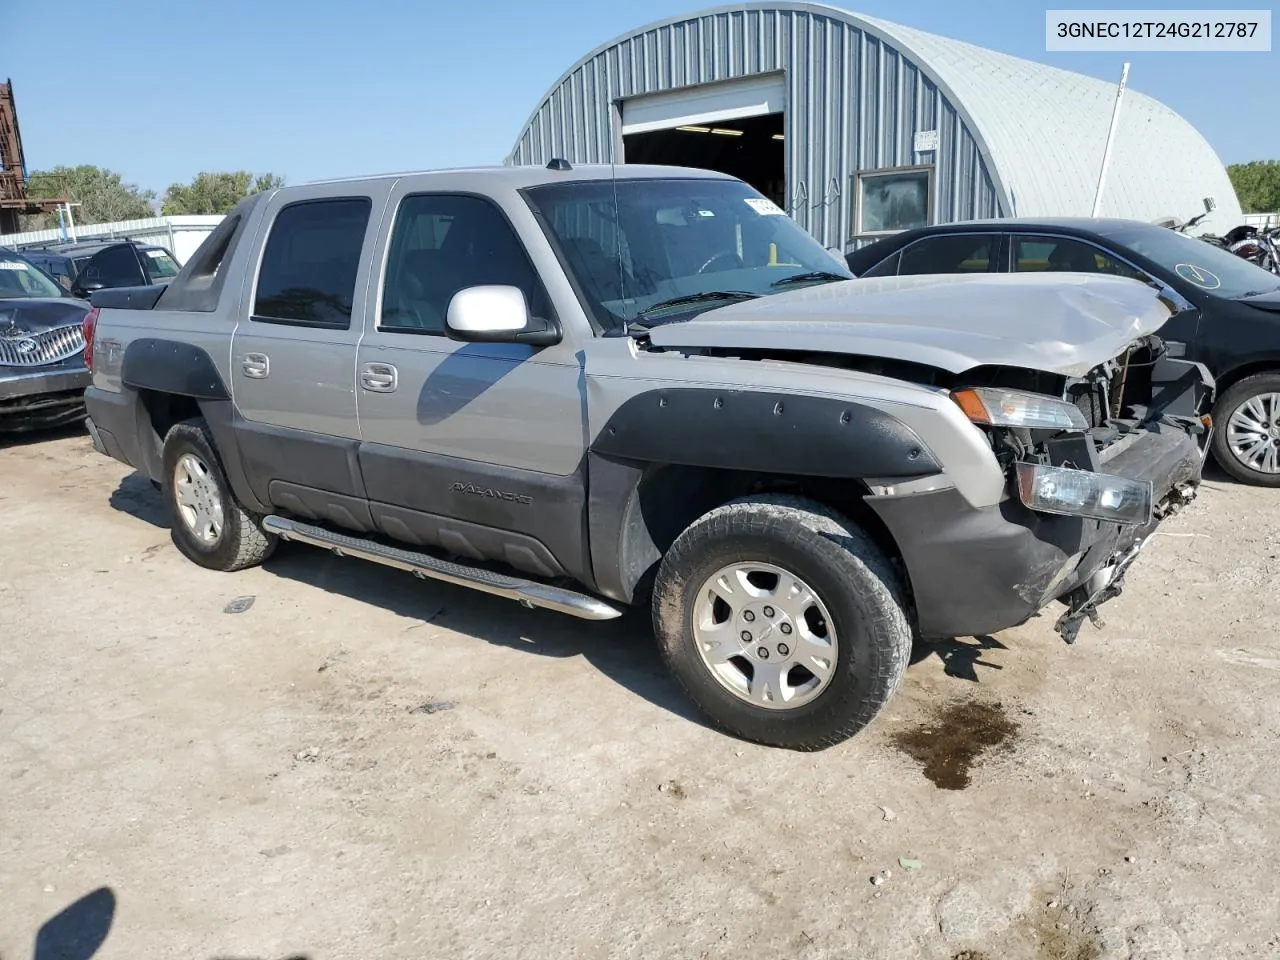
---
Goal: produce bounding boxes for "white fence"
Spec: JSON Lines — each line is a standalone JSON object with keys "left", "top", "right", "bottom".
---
{"left": 0, "top": 214, "right": 224, "bottom": 265}
{"left": 1244, "top": 212, "right": 1278, "bottom": 229}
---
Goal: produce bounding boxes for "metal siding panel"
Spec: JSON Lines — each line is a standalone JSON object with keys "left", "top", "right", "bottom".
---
{"left": 509, "top": 6, "right": 1015, "bottom": 245}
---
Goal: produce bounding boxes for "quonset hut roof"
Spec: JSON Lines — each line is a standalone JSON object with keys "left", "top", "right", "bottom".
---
{"left": 509, "top": 2, "right": 1241, "bottom": 231}
{"left": 870, "top": 14, "right": 1240, "bottom": 224}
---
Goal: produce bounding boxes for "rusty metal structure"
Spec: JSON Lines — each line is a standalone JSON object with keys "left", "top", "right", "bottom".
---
{"left": 1, "top": 78, "right": 63, "bottom": 234}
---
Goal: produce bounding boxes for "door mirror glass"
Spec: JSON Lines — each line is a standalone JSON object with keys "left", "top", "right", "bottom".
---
{"left": 445, "top": 285, "right": 559, "bottom": 345}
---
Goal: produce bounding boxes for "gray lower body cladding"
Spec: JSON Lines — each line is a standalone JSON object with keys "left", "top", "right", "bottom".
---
{"left": 868, "top": 425, "right": 1203, "bottom": 640}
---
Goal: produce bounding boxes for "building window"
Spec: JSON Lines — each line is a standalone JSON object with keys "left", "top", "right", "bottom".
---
{"left": 854, "top": 166, "right": 933, "bottom": 237}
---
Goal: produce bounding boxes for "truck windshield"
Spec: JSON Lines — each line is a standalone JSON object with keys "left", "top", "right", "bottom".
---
{"left": 0, "top": 254, "right": 66, "bottom": 299}
{"left": 523, "top": 177, "right": 851, "bottom": 332}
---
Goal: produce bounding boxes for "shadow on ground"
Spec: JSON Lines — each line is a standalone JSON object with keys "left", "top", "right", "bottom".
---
{"left": 910, "top": 634, "right": 1008, "bottom": 682}
{"left": 33, "top": 886, "right": 115, "bottom": 960}
{"left": 261, "top": 543, "right": 705, "bottom": 727}
{"left": 108, "top": 472, "right": 168, "bottom": 528}
{"left": 104, "top": 474, "right": 699, "bottom": 724}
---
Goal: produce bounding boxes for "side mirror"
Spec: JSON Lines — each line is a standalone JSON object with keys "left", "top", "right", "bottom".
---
{"left": 445, "top": 285, "right": 560, "bottom": 346}
{"left": 72, "top": 279, "right": 105, "bottom": 299}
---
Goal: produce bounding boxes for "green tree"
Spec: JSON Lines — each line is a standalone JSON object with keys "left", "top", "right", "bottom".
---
{"left": 24, "top": 165, "right": 157, "bottom": 229}
{"left": 1227, "top": 160, "right": 1280, "bottom": 214}
{"left": 161, "top": 171, "right": 285, "bottom": 215}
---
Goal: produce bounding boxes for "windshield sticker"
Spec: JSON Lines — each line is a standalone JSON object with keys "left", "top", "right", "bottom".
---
{"left": 1175, "top": 263, "right": 1221, "bottom": 289}
{"left": 0, "top": 261, "right": 29, "bottom": 270}
{"left": 695, "top": 209, "right": 716, "bottom": 218}
{"left": 745, "top": 197, "right": 785, "bottom": 216}
{"left": 145, "top": 250, "right": 167, "bottom": 258}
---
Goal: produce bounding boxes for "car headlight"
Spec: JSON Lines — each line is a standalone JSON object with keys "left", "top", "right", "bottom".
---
{"left": 951, "top": 387, "right": 1089, "bottom": 432}
{"left": 1015, "top": 463, "right": 1153, "bottom": 525}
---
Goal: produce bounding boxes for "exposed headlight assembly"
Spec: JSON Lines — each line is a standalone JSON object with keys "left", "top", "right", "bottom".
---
{"left": 1015, "top": 463, "right": 1153, "bottom": 525}
{"left": 951, "top": 387, "right": 1089, "bottom": 432}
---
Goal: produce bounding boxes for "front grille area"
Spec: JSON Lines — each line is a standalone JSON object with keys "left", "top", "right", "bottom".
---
{"left": 0, "top": 324, "right": 86, "bottom": 367}
{"left": 1071, "top": 382, "right": 1109, "bottom": 428}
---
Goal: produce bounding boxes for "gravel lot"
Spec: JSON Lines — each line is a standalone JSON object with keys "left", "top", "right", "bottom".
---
{"left": 2, "top": 427, "right": 1279, "bottom": 960}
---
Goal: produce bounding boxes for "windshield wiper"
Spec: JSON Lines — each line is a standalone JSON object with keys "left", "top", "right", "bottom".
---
{"left": 770, "top": 271, "right": 850, "bottom": 289}
{"left": 633, "top": 290, "right": 760, "bottom": 325}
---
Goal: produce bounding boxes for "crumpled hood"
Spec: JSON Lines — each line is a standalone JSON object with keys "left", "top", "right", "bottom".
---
{"left": 646, "top": 273, "right": 1178, "bottom": 377}
{"left": 0, "top": 297, "right": 91, "bottom": 336}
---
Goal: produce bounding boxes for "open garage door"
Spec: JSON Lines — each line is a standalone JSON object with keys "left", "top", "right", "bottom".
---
{"left": 621, "top": 74, "right": 786, "bottom": 208}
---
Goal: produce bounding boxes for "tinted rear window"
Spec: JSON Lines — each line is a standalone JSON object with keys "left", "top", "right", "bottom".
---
{"left": 898, "top": 235, "right": 996, "bottom": 275}
{"left": 254, "top": 197, "right": 372, "bottom": 328}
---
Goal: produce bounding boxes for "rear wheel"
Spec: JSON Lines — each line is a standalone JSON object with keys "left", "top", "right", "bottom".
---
{"left": 652, "top": 493, "right": 913, "bottom": 751}
{"left": 161, "top": 418, "right": 277, "bottom": 571}
{"left": 1211, "top": 373, "right": 1280, "bottom": 487}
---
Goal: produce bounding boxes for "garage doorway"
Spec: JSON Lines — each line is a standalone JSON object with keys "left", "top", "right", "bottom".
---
{"left": 623, "top": 114, "right": 785, "bottom": 208}
{"left": 619, "top": 74, "right": 787, "bottom": 209}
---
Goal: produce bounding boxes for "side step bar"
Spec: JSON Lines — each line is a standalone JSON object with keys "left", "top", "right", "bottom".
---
{"left": 262, "top": 515, "right": 624, "bottom": 622}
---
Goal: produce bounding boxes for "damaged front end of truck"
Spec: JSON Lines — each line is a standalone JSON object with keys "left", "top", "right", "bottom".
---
{"left": 643, "top": 272, "right": 1215, "bottom": 644}
{"left": 945, "top": 329, "right": 1212, "bottom": 642}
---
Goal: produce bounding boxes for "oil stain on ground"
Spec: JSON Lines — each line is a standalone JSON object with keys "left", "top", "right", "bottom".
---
{"left": 890, "top": 698, "right": 1020, "bottom": 790}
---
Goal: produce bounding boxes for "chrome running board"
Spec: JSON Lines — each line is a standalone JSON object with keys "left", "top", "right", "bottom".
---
{"left": 262, "top": 515, "right": 624, "bottom": 621}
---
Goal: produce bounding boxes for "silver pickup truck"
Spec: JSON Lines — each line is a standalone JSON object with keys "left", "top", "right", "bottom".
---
{"left": 80, "top": 162, "right": 1213, "bottom": 750}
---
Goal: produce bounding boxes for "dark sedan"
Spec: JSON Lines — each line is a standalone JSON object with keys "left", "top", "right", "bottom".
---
{"left": 0, "top": 248, "right": 92, "bottom": 432}
{"left": 846, "top": 218, "right": 1280, "bottom": 486}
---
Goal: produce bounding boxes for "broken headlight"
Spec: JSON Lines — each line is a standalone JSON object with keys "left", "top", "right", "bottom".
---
{"left": 1015, "top": 463, "right": 1153, "bottom": 525}
{"left": 951, "top": 387, "right": 1089, "bottom": 432}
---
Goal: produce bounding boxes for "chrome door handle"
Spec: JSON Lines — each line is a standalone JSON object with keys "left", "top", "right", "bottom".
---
{"left": 360, "top": 362, "right": 398, "bottom": 393}
{"left": 242, "top": 352, "right": 270, "bottom": 378}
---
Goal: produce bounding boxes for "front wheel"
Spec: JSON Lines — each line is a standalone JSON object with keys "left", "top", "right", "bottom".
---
{"left": 651, "top": 493, "right": 913, "bottom": 750}
{"left": 1210, "top": 373, "right": 1280, "bottom": 487}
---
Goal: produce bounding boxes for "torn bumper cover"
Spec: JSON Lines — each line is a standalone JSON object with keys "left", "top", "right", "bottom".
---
{"left": 866, "top": 420, "right": 1205, "bottom": 643}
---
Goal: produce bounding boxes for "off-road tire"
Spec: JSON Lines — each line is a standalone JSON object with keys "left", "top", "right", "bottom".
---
{"left": 161, "top": 417, "right": 277, "bottom": 571}
{"left": 1210, "top": 373, "right": 1280, "bottom": 487}
{"left": 651, "top": 493, "right": 913, "bottom": 751}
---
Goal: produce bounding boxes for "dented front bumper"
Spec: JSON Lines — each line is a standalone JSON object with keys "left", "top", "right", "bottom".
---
{"left": 866, "top": 417, "right": 1207, "bottom": 643}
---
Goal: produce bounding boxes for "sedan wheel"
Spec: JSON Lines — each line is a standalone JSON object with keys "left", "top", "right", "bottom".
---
{"left": 1211, "top": 373, "right": 1280, "bottom": 487}
{"left": 1226, "top": 391, "right": 1280, "bottom": 476}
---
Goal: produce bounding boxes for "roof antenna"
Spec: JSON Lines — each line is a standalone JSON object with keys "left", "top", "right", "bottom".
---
{"left": 546, "top": 157, "right": 572, "bottom": 171}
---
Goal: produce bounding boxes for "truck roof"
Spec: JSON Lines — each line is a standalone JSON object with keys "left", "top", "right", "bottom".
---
{"left": 303, "top": 162, "right": 736, "bottom": 189}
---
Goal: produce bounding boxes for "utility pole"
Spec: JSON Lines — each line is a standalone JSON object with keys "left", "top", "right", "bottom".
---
{"left": 62, "top": 201, "right": 81, "bottom": 242}
{"left": 1091, "top": 61, "right": 1130, "bottom": 218}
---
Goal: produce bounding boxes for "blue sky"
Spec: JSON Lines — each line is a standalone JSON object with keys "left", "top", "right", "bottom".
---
{"left": 6, "top": 0, "right": 1275, "bottom": 193}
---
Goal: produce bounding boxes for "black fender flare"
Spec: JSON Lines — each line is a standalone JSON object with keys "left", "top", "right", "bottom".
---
{"left": 586, "top": 388, "right": 942, "bottom": 603}
{"left": 121, "top": 338, "right": 229, "bottom": 400}
{"left": 590, "top": 387, "right": 941, "bottom": 478}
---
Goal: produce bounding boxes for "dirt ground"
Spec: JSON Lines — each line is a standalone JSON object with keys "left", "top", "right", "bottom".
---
{"left": 2, "top": 427, "right": 1279, "bottom": 960}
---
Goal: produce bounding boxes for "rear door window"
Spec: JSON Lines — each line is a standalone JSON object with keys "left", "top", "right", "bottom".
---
{"left": 141, "top": 248, "right": 181, "bottom": 280}
{"left": 253, "top": 197, "right": 372, "bottom": 328}
{"left": 898, "top": 235, "right": 997, "bottom": 275}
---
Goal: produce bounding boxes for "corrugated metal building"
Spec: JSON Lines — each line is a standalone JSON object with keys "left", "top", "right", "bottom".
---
{"left": 508, "top": 2, "right": 1242, "bottom": 249}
